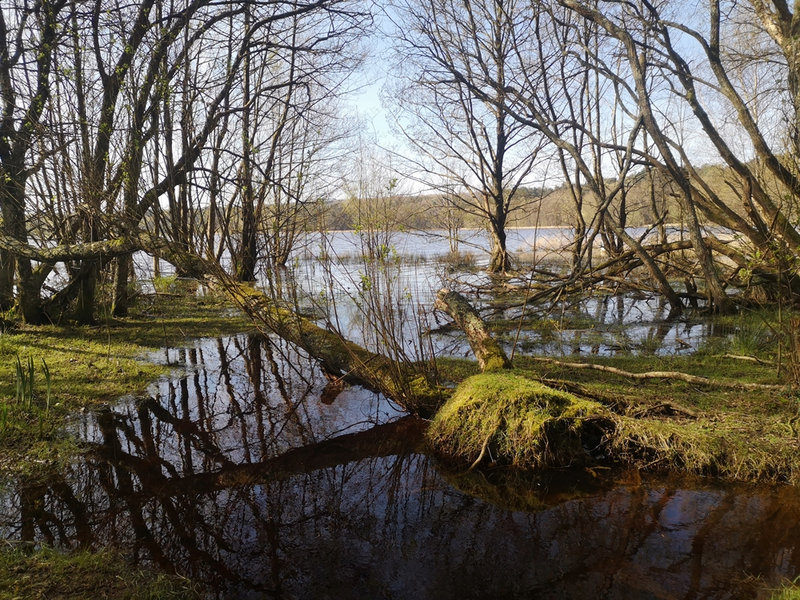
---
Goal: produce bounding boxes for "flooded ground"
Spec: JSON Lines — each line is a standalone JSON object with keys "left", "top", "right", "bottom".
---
{"left": 0, "top": 334, "right": 797, "bottom": 599}
{"left": 12, "top": 229, "right": 793, "bottom": 598}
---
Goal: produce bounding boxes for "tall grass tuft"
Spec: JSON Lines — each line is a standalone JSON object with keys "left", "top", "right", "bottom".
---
{"left": 13, "top": 355, "right": 51, "bottom": 411}
{"left": 41, "top": 358, "right": 51, "bottom": 413}
{"left": 14, "top": 354, "right": 35, "bottom": 408}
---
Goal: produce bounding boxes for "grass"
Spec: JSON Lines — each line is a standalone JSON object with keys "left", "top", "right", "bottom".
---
{"left": 0, "top": 288, "right": 251, "bottom": 477}
{"left": 0, "top": 286, "right": 249, "bottom": 599}
{"left": 432, "top": 305, "right": 800, "bottom": 484}
{"left": 0, "top": 545, "right": 198, "bottom": 599}
{"left": 773, "top": 584, "right": 800, "bottom": 599}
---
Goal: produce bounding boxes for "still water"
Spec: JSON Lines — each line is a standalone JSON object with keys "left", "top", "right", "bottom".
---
{"left": 9, "top": 228, "right": 794, "bottom": 598}
{"left": 0, "top": 333, "right": 798, "bottom": 599}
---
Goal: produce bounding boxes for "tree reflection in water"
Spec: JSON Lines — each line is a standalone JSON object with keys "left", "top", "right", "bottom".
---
{"left": 0, "top": 334, "right": 799, "bottom": 599}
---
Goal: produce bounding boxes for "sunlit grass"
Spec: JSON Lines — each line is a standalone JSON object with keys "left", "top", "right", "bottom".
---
{"left": 0, "top": 289, "right": 250, "bottom": 476}
{"left": 0, "top": 545, "right": 198, "bottom": 599}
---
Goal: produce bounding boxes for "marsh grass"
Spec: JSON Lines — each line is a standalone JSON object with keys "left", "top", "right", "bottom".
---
{"left": 441, "top": 249, "right": 478, "bottom": 269}
{"left": 0, "top": 545, "right": 198, "bottom": 599}
{"left": 609, "top": 413, "right": 800, "bottom": 481}
{"left": 773, "top": 581, "right": 800, "bottom": 600}
{"left": 434, "top": 339, "right": 800, "bottom": 483}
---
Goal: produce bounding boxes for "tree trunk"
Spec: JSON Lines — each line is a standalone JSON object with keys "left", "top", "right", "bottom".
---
{"left": 0, "top": 248, "right": 14, "bottom": 311}
{"left": 488, "top": 225, "right": 510, "bottom": 273}
{"left": 236, "top": 5, "right": 257, "bottom": 283}
{"left": 607, "top": 217, "right": 683, "bottom": 319}
{"left": 434, "top": 288, "right": 511, "bottom": 372}
{"left": 112, "top": 254, "right": 132, "bottom": 317}
{"left": 4, "top": 194, "right": 44, "bottom": 323}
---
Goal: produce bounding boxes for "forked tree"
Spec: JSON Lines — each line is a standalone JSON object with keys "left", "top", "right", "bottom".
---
{"left": 388, "top": 0, "right": 546, "bottom": 273}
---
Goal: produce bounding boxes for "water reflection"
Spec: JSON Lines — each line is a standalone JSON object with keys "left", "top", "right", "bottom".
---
{"left": 0, "top": 335, "right": 798, "bottom": 599}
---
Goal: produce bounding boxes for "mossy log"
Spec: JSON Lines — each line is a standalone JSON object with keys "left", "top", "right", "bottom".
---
{"left": 434, "top": 288, "right": 511, "bottom": 372}
{"left": 224, "top": 280, "right": 445, "bottom": 416}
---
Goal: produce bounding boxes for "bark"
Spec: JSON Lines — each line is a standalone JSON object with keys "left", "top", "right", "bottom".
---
{"left": 487, "top": 225, "right": 511, "bottom": 274}
{"left": 0, "top": 248, "right": 13, "bottom": 310}
{"left": 434, "top": 288, "right": 511, "bottom": 372}
{"left": 0, "top": 233, "right": 146, "bottom": 263}
{"left": 112, "top": 255, "right": 132, "bottom": 318}
{"left": 235, "top": 5, "right": 257, "bottom": 282}
{"left": 4, "top": 196, "right": 44, "bottom": 323}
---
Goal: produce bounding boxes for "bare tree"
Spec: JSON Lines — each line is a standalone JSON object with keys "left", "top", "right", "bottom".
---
{"left": 388, "top": 0, "right": 546, "bottom": 273}
{"left": 548, "top": 0, "right": 800, "bottom": 309}
{"left": 0, "top": 0, "right": 368, "bottom": 324}
{"left": 0, "top": 0, "right": 69, "bottom": 322}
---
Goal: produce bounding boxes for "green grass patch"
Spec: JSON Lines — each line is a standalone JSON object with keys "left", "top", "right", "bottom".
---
{"left": 0, "top": 545, "right": 198, "bottom": 599}
{"left": 771, "top": 580, "right": 800, "bottom": 599}
{"left": 431, "top": 350, "right": 800, "bottom": 482}
{"left": 512, "top": 353, "right": 788, "bottom": 414}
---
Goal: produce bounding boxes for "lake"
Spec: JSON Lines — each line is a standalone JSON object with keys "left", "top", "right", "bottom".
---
{"left": 0, "top": 332, "right": 795, "bottom": 599}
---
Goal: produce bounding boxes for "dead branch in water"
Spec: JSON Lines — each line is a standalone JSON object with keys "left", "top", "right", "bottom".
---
{"left": 146, "top": 246, "right": 447, "bottom": 416}
{"left": 215, "top": 276, "right": 444, "bottom": 416}
{"left": 530, "top": 357, "right": 787, "bottom": 391}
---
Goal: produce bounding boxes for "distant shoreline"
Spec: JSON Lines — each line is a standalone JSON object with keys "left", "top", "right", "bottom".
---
{"left": 314, "top": 224, "right": 681, "bottom": 234}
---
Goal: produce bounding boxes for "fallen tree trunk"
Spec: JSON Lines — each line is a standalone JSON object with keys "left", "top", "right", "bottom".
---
{"left": 220, "top": 277, "right": 445, "bottom": 416}
{"left": 434, "top": 288, "right": 511, "bottom": 372}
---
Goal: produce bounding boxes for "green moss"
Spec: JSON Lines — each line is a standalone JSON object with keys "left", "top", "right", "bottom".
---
{"left": 483, "top": 354, "right": 510, "bottom": 372}
{"left": 427, "top": 372, "right": 609, "bottom": 469}
{"left": 0, "top": 545, "right": 198, "bottom": 599}
{"left": 433, "top": 357, "right": 480, "bottom": 383}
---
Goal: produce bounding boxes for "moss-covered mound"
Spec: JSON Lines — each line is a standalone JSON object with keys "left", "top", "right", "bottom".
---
{"left": 427, "top": 372, "right": 610, "bottom": 469}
